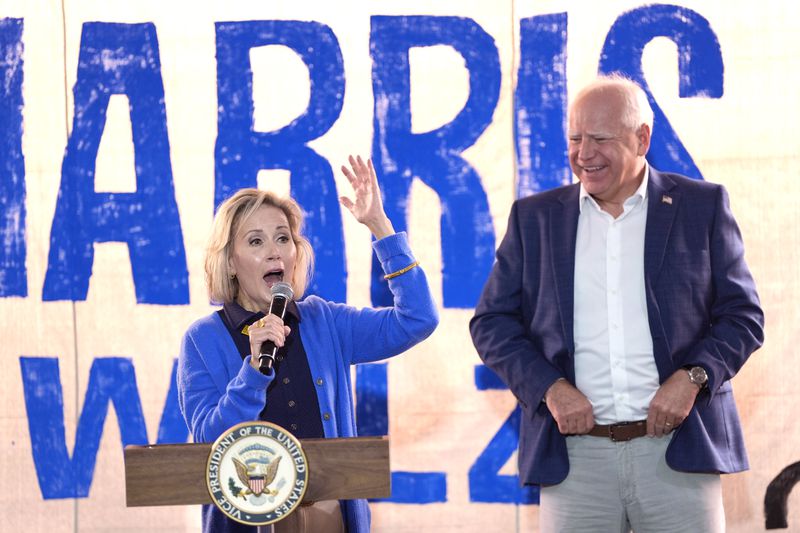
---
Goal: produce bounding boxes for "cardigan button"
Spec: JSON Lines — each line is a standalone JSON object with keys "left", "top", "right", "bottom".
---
{"left": 316, "top": 378, "right": 324, "bottom": 386}
{"left": 323, "top": 413, "right": 331, "bottom": 421}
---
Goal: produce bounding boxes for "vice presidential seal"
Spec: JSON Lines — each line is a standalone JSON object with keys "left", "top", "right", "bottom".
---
{"left": 206, "top": 421, "right": 308, "bottom": 526}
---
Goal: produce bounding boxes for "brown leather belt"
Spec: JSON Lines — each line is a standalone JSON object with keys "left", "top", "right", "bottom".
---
{"left": 586, "top": 420, "right": 647, "bottom": 442}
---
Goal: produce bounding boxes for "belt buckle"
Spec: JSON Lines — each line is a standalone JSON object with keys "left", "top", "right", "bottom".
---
{"left": 608, "top": 421, "right": 631, "bottom": 442}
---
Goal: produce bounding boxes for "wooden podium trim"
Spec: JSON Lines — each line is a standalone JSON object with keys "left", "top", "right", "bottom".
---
{"left": 124, "top": 436, "right": 390, "bottom": 507}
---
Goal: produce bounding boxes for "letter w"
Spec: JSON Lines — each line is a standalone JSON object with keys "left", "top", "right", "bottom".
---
{"left": 19, "top": 357, "right": 155, "bottom": 499}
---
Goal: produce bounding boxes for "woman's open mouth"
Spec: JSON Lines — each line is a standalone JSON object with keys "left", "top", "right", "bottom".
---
{"left": 263, "top": 269, "right": 284, "bottom": 284}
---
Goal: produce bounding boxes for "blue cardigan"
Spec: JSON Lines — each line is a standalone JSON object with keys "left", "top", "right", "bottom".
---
{"left": 178, "top": 232, "right": 438, "bottom": 533}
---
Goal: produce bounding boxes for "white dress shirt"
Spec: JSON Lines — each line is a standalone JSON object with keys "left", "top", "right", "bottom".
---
{"left": 573, "top": 166, "right": 660, "bottom": 424}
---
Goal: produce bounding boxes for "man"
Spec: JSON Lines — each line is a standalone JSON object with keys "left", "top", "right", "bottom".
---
{"left": 469, "top": 75, "right": 763, "bottom": 532}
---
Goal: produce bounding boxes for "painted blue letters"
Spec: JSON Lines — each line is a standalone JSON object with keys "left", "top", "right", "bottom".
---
{"left": 599, "top": 4, "right": 724, "bottom": 179}
{"left": 515, "top": 13, "right": 570, "bottom": 197}
{"left": 356, "top": 363, "right": 447, "bottom": 503}
{"left": 215, "top": 21, "right": 346, "bottom": 300}
{"left": 370, "top": 16, "right": 500, "bottom": 308}
{"left": 156, "top": 358, "right": 190, "bottom": 444}
{"left": 20, "top": 357, "right": 148, "bottom": 499}
{"left": 20, "top": 356, "right": 187, "bottom": 499}
{"left": 42, "top": 22, "right": 188, "bottom": 304}
{"left": 470, "top": 365, "right": 538, "bottom": 504}
{"left": 356, "top": 362, "right": 389, "bottom": 437}
{"left": 0, "top": 18, "right": 26, "bottom": 297}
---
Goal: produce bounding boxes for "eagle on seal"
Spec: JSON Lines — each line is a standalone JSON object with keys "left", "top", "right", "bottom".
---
{"left": 233, "top": 456, "right": 282, "bottom": 497}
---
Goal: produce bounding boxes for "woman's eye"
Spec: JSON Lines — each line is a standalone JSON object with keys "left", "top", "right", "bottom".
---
{"left": 249, "top": 238, "right": 262, "bottom": 246}
{"left": 277, "top": 235, "right": 290, "bottom": 243}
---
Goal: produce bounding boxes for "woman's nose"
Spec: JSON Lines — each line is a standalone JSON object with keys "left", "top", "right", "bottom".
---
{"left": 266, "top": 242, "right": 280, "bottom": 260}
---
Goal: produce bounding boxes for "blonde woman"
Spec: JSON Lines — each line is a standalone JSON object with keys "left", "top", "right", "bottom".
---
{"left": 178, "top": 156, "right": 438, "bottom": 533}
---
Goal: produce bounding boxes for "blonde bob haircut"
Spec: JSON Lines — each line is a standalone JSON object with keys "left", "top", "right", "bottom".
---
{"left": 205, "top": 188, "right": 314, "bottom": 304}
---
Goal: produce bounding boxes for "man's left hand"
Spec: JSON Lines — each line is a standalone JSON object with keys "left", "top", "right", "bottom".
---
{"left": 646, "top": 370, "right": 701, "bottom": 437}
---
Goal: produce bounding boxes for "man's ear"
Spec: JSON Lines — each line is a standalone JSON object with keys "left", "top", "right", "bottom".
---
{"left": 637, "top": 124, "right": 651, "bottom": 156}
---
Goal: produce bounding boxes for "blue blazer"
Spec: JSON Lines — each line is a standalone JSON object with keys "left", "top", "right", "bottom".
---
{"left": 470, "top": 169, "right": 764, "bottom": 485}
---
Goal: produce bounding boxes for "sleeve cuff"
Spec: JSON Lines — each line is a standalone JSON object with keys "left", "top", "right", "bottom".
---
{"left": 372, "top": 231, "right": 411, "bottom": 262}
{"left": 240, "top": 356, "right": 273, "bottom": 386}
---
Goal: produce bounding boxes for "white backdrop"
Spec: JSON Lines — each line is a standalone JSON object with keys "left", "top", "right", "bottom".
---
{"left": 1, "top": 1, "right": 798, "bottom": 531}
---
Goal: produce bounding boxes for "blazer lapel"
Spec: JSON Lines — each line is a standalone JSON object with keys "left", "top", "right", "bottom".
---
{"left": 549, "top": 185, "right": 580, "bottom": 355}
{"left": 644, "top": 168, "right": 679, "bottom": 290}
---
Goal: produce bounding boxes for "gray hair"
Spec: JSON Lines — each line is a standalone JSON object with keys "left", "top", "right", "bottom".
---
{"left": 571, "top": 74, "right": 654, "bottom": 133}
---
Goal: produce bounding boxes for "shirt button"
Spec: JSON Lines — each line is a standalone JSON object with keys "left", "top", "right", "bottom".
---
{"left": 283, "top": 377, "right": 290, "bottom": 385}
{"left": 288, "top": 400, "right": 296, "bottom": 407}
{"left": 323, "top": 413, "right": 331, "bottom": 421}
{"left": 316, "top": 378, "right": 324, "bottom": 386}
{"left": 276, "top": 355, "right": 284, "bottom": 362}
{"left": 290, "top": 423, "right": 298, "bottom": 431}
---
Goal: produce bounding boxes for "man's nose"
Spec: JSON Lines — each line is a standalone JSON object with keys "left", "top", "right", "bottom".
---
{"left": 577, "top": 138, "right": 595, "bottom": 159}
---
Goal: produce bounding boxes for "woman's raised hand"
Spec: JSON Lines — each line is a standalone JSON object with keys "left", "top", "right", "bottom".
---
{"left": 339, "top": 155, "right": 394, "bottom": 239}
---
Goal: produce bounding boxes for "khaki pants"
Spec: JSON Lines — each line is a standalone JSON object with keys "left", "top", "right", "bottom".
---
{"left": 539, "top": 434, "right": 724, "bottom": 533}
{"left": 274, "top": 500, "right": 345, "bottom": 533}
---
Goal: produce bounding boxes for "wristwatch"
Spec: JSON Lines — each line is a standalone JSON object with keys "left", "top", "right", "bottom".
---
{"left": 685, "top": 366, "right": 708, "bottom": 388}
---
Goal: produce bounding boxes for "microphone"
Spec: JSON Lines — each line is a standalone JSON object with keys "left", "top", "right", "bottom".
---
{"left": 258, "top": 281, "right": 294, "bottom": 374}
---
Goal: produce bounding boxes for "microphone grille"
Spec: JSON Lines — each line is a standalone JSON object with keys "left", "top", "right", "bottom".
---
{"left": 270, "top": 281, "right": 294, "bottom": 300}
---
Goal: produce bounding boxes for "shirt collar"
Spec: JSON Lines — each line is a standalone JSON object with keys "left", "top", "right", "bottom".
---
{"left": 222, "top": 299, "right": 301, "bottom": 331}
{"left": 578, "top": 161, "right": 650, "bottom": 213}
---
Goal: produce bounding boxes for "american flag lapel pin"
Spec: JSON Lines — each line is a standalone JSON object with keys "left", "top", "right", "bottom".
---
{"left": 662, "top": 194, "right": 672, "bottom": 205}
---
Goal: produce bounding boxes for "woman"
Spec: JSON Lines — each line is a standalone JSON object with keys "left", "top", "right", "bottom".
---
{"left": 177, "top": 155, "right": 438, "bottom": 532}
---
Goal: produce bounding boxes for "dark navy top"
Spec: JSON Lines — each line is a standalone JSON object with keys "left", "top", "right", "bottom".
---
{"left": 203, "top": 301, "right": 328, "bottom": 533}
{"left": 217, "top": 300, "right": 324, "bottom": 439}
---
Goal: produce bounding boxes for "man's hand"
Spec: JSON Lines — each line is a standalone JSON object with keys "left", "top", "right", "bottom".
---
{"left": 544, "top": 379, "right": 595, "bottom": 435}
{"left": 646, "top": 370, "right": 701, "bottom": 437}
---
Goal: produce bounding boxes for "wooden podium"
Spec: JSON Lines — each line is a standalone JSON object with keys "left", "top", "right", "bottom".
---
{"left": 124, "top": 435, "right": 390, "bottom": 528}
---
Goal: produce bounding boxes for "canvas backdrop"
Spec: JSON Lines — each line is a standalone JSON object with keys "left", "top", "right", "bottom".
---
{"left": 1, "top": 0, "right": 797, "bottom": 531}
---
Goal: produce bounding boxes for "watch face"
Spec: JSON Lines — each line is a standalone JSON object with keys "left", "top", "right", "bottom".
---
{"left": 689, "top": 366, "right": 708, "bottom": 385}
